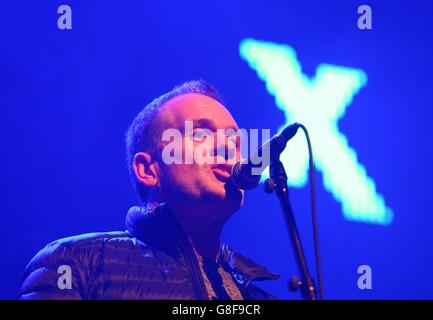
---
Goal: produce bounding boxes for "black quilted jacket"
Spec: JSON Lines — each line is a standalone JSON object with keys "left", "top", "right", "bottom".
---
{"left": 19, "top": 203, "right": 280, "bottom": 300}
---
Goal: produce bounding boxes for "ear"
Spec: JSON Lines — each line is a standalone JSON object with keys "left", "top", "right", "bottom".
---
{"left": 133, "top": 152, "right": 159, "bottom": 188}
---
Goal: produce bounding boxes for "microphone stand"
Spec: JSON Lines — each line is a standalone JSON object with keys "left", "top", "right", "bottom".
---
{"left": 266, "top": 156, "right": 318, "bottom": 300}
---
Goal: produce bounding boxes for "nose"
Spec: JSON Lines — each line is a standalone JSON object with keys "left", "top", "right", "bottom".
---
{"left": 213, "top": 130, "right": 239, "bottom": 163}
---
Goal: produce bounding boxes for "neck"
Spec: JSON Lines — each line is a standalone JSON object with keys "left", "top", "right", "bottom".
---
{"left": 184, "top": 220, "right": 223, "bottom": 262}
{"left": 172, "top": 204, "right": 228, "bottom": 262}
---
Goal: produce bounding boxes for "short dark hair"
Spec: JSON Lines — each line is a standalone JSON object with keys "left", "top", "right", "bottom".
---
{"left": 125, "top": 80, "right": 223, "bottom": 202}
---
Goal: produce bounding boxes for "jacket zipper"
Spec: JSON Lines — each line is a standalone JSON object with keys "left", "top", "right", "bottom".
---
{"left": 165, "top": 214, "right": 209, "bottom": 300}
{"left": 180, "top": 236, "right": 209, "bottom": 300}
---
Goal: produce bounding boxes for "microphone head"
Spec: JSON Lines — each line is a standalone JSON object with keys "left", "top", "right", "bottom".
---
{"left": 230, "top": 161, "right": 262, "bottom": 190}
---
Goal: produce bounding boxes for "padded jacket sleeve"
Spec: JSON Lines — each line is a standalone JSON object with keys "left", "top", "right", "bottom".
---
{"left": 18, "top": 235, "right": 101, "bottom": 300}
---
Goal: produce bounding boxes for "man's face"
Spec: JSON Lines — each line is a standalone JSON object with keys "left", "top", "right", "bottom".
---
{"left": 155, "top": 93, "right": 245, "bottom": 219}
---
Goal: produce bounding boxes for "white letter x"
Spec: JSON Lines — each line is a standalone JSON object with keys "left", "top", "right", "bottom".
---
{"left": 240, "top": 38, "right": 393, "bottom": 225}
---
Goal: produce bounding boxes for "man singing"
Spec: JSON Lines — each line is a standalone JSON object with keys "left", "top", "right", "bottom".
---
{"left": 19, "top": 80, "right": 279, "bottom": 300}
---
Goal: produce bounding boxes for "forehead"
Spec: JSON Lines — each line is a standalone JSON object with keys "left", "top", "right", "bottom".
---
{"left": 159, "top": 93, "right": 238, "bottom": 129}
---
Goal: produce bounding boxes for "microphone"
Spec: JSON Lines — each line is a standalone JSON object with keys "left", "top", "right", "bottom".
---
{"left": 231, "top": 123, "right": 300, "bottom": 190}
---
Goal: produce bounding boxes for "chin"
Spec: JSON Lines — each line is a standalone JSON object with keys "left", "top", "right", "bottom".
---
{"left": 219, "top": 182, "right": 245, "bottom": 209}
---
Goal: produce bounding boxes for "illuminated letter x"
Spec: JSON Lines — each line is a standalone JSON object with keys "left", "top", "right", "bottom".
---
{"left": 240, "top": 38, "right": 393, "bottom": 225}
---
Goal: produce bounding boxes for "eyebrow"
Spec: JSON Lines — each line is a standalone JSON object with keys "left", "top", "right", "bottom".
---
{"left": 192, "top": 118, "right": 239, "bottom": 132}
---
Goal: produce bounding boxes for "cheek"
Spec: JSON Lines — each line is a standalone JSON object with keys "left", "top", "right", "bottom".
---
{"left": 161, "top": 163, "right": 209, "bottom": 186}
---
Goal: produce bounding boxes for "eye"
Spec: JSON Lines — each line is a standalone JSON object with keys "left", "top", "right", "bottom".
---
{"left": 193, "top": 128, "right": 212, "bottom": 141}
{"left": 225, "top": 131, "right": 240, "bottom": 147}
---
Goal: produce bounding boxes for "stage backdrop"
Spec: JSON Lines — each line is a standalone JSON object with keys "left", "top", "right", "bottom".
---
{"left": 1, "top": 0, "right": 432, "bottom": 299}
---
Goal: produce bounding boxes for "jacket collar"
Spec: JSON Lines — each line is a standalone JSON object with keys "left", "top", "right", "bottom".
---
{"left": 125, "top": 203, "right": 280, "bottom": 283}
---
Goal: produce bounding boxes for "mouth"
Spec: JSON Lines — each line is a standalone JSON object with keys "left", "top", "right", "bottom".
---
{"left": 212, "top": 164, "right": 233, "bottom": 182}
{"left": 211, "top": 164, "right": 245, "bottom": 200}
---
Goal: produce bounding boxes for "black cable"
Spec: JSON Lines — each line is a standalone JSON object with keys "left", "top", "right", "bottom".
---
{"left": 298, "top": 123, "right": 324, "bottom": 300}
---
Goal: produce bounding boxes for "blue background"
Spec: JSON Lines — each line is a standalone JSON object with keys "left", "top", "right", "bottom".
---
{"left": 1, "top": 0, "right": 432, "bottom": 299}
